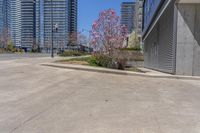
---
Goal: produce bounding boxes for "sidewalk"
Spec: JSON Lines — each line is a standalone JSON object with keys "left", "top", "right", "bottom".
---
{"left": 41, "top": 62, "right": 200, "bottom": 81}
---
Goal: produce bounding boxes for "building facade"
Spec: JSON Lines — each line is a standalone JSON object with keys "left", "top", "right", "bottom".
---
{"left": 68, "top": 0, "right": 77, "bottom": 46}
{"left": 1, "top": 0, "right": 77, "bottom": 51}
{"left": 121, "top": 2, "right": 136, "bottom": 34}
{"left": 10, "top": 0, "right": 21, "bottom": 47}
{"left": 36, "top": 0, "right": 78, "bottom": 51}
{"left": 134, "top": 0, "right": 143, "bottom": 38}
{"left": 0, "top": 0, "right": 22, "bottom": 47}
{"left": 21, "top": 0, "right": 36, "bottom": 51}
{"left": 143, "top": 0, "right": 200, "bottom": 76}
{"left": 35, "top": 0, "right": 42, "bottom": 49}
{"left": 0, "top": 0, "right": 10, "bottom": 32}
{"left": 45, "top": 0, "right": 69, "bottom": 50}
{"left": 0, "top": 0, "right": 11, "bottom": 47}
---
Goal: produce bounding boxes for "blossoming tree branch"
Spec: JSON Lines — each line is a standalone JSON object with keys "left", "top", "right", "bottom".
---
{"left": 90, "top": 9, "right": 128, "bottom": 55}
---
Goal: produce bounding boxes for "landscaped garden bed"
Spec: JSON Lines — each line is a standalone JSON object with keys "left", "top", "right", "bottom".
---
{"left": 59, "top": 50, "right": 90, "bottom": 57}
{"left": 56, "top": 55, "right": 145, "bottom": 73}
{"left": 56, "top": 9, "right": 145, "bottom": 73}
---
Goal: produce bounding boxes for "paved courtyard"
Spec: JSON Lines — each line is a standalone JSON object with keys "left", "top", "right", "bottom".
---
{"left": 0, "top": 56, "right": 200, "bottom": 133}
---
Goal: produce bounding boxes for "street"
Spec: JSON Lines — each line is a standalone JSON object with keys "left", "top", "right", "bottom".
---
{"left": 0, "top": 56, "right": 200, "bottom": 133}
{"left": 0, "top": 53, "right": 51, "bottom": 61}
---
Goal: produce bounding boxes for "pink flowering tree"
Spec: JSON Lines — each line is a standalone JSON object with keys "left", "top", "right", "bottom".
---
{"left": 90, "top": 9, "right": 128, "bottom": 55}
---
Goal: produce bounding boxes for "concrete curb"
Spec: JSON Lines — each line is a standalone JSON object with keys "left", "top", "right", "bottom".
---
{"left": 42, "top": 63, "right": 200, "bottom": 81}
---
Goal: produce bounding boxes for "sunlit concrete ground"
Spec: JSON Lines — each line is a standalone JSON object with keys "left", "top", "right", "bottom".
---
{"left": 0, "top": 55, "right": 200, "bottom": 133}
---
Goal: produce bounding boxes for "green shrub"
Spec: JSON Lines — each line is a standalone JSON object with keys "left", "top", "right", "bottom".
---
{"left": 94, "top": 54, "right": 113, "bottom": 68}
{"left": 87, "top": 56, "right": 98, "bottom": 66}
{"left": 19, "top": 49, "right": 24, "bottom": 53}
{"left": 12, "top": 48, "right": 17, "bottom": 53}
{"left": 133, "top": 45, "right": 142, "bottom": 51}
{"left": 0, "top": 48, "right": 3, "bottom": 53}
{"left": 7, "top": 43, "right": 13, "bottom": 52}
{"left": 58, "top": 54, "right": 128, "bottom": 70}
{"left": 89, "top": 54, "right": 126, "bottom": 70}
{"left": 59, "top": 50, "right": 89, "bottom": 57}
{"left": 120, "top": 45, "right": 142, "bottom": 51}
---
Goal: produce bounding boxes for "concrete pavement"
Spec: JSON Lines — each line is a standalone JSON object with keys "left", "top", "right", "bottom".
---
{"left": 43, "top": 62, "right": 200, "bottom": 80}
{"left": 0, "top": 57, "right": 200, "bottom": 133}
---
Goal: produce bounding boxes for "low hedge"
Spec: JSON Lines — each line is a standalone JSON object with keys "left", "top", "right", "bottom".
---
{"left": 59, "top": 50, "right": 89, "bottom": 57}
{"left": 59, "top": 54, "right": 134, "bottom": 70}
{"left": 91, "top": 54, "right": 127, "bottom": 70}
{"left": 93, "top": 54, "right": 113, "bottom": 68}
{"left": 120, "top": 45, "right": 142, "bottom": 51}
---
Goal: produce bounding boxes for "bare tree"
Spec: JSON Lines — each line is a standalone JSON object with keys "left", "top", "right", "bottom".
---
{"left": 0, "top": 33, "right": 3, "bottom": 49}
{"left": 68, "top": 32, "right": 77, "bottom": 47}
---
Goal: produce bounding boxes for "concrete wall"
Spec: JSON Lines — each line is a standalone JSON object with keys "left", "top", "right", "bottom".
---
{"left": 126, "top": 61, "right": 144, "bottom": 68}
{"left": 176, "top": 3, "right": 200, "bottom": 76}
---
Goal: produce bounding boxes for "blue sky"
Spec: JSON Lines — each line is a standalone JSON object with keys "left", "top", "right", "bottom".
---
{"left": 78, "top": 0, "right": 132, "bottom": 34}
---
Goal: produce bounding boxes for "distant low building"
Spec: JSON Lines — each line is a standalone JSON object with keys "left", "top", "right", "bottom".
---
{"left": 143, "top": 0, "right": 200, "bottom": 76}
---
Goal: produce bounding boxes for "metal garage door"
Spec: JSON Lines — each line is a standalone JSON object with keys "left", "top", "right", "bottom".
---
{"left": 144, "top": 1, "right": 176, "bottom": 74}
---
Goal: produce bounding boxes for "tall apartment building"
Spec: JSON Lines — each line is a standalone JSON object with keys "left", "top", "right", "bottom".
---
{"left": 35, "top": 0, "right": 41, "bottom": 48}
{"left": 0, "top": 0, "right": 11, "bottom": 42}
{"left": 21, "top": 0, "right": 36, "bottom": 51}
{"left": 1, "top": 0, "right": 77, "bottom": 51}
{"left": 134, "top": 0, "right": 143, "bottom": 38}
{"left": 121, "top": 2, "right": 136, "bottom": 34}
{"left": 0, "top": 0, "right": 10, "bottom": 31}
{"left": 10, "top": 0, "right": 21, "bottom": 47}
{"left": 143, "top": 0, "right": 200, "bottom": 76}
{"left": 1, "top": 0, "right": 36, "bottom": 50}
{"left": 68, "top": 0, "right": 78, "bottom": 46}
{"left": 36, "top": 0, "right": 77, "bottom": 50}
{"left": 46, "top": 0, "right": 69, "bottom": 50}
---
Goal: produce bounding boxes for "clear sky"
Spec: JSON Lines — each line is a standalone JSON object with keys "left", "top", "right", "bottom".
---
{"left": 78, "top": 0, "right": 133, "bottom": 34}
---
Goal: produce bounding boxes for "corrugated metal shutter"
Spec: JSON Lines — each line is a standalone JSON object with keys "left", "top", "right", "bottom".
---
{"left": 157, "top": 2, "right": 174, "bottom": 73}
{"left": 144, "top": 2, "right": 176, "bottom": 74}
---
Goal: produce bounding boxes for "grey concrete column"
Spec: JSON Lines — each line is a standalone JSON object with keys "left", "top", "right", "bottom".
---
{"left": 176, "top": 3, "right": 200, "bottom": 76}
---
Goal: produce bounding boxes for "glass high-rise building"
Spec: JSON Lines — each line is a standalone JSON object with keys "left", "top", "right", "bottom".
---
{"left": 36, "top": 0, "right": 70, "bottom": 51}
{"left": 68, "top": 0, "right": 77, "bottom": 46}
{"left": 0, "top": 0, "right": 22, "bottom": 47}
{"left": 0, "top": 0, "right": 10, "bottom": 31}
{"left": 35, "top": 0, "right": 43, "bottom": 49}
{"left": 10, "top": 0, "right": 21, "bottom": 47}
{"left": 0, "top": 0, "right": 11, "bottom": 42}
{"left": 1, "top": 0, "right": 77, "bottom": 50}
{"left": 36, "top": 0, "right": 78, "bottom": 50}
{"left": 134, "top": 0, "right": 143, "bottom": 37}
{"left": 121, "top": 2, "right": 136, "bottom": 34}
{"left": 21, "top": 0, "right": 36, "bottom": 50}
